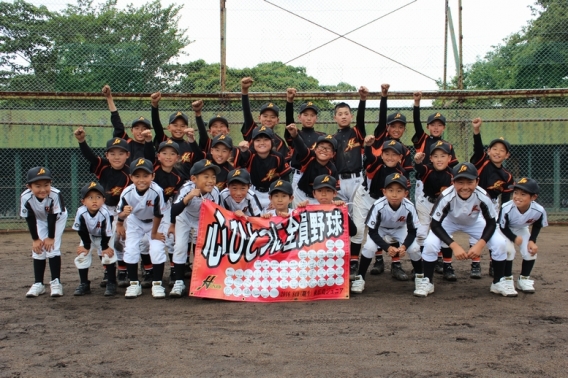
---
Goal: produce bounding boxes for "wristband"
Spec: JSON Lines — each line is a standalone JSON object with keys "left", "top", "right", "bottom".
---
{"left": 117, "top": 218, "right": 125, "bottom": 223}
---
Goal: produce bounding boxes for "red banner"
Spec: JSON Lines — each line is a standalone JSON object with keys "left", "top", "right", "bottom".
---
{"left": 189, "top": 200, "right": 351, "bottom": 302}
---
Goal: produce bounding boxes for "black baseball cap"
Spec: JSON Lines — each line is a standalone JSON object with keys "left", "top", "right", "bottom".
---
{"left": 299, "top": 102, "right": 319, "bottom": 114}
{"left": 130, "top": 158, "right": 154, "bottom": 174}
{"left": 252, "top": 126, "right": 274, "bottom": 140}
{"left": 260, "top": 103, "right": 279, "bottom": 116}
{"left": 227, "top": 168, "right": 251, "bottom": 185}
{"left": 512, "top": 177, "right": 539, "bottom": 195}
{"left": 427, "top": 112, "right": 446, "bottom": 126}
{"left": 27, "top": 166, "right": 52, "bottom": 184}
{"left": 384, "top": 173, "right": 408, "bottom": 189}
{"left": 105, "top": 138, "right": 129, "bottom": 152}
{"left": 81, "top": 181, "right": 105, "bottom": 199}
{"left": 453, "top": 162, "right": 478, "bottom": 180}
{"left": 169, "top": 111, "right": 189, "bottom": 125}
{"left": 208, "top": 115, "right": 229, "bottom": 129}
{"left": 313, "top": 174, "right": 337, "bottom": 191}
{"left": 315, "top": 135, "right": 337, "bottom": 151}
{"left": 211, "top": 134, "right": 233, "bottom": 149}
{"left": 382, "top": 140, "right": 403, "bottom": 155}
{"left": 387, "top": 112, "right": 407, "bottom": 125}
{"left": 190, "top": 159, "right": 221, "bottom": 176}
{"left": 489, "top": 137, "right": 511, "bottom": 153}
{"left": 157, "top": 139, "right": 180, "bottom": 154}
{"left": 269, "top": 179, "right": 293, "bottom": 195}
{"left": 131, "top": 116, "right": 151, "bottom": 129}
{"left": 429, "top": 140, "right": 452, "bottom": 155}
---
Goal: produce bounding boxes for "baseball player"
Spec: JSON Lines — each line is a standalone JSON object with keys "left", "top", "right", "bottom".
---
{"left": 219, "top": 168, "right": 263, "bottom": 217}
{"left": 208, "top": 134, "right": 237, "bottom": 191}
{"left": 261, "top": 179, "right": 295, "bottom": 218}
{"left": 470, "top": 117, "right": 514, "bottom": 278}
{"left": 499, "top": 177, "right": 548, "bottom": 293}
{"left": 21, "top": 167, "right": 68, "bottom": 298}
{"left": 116, "top": 158, "right": 167, "bottom": 299}
{"left": 413, "top": 141, "right": 456, "bottom": 281}
{"left": 284, "top": 87, "right": 325, "bottom": 206}
{"left": 74, "top": 129, "right": 135, "bottom": 287}
{"left": 191, "top": 99, "right": 231, "bottom": 155}
{"left": 415, "top": 162, "right": 515, "bottom": 298}
{"left": 72, "top": 182, "right": 116, "bottom": 296}
{"left": 351, "top": 173, "right": 421, "bottom": 294}
{"left": 102, "top": 85, "right": 153, "bottom": 162}
{"left": 169, "top": 159, "right": 221, "bottom": 297}
{"left": 286, "top": 123, "right": 339, "bottom": 205}
{"left": 236, "top": 126, "right": 291, "bottom": 209}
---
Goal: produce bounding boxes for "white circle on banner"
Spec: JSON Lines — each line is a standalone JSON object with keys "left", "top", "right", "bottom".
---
{"left": 224, "top": 276, "right": 234, "bottom": 286}
{"left": 243, "top": 288, "right": 251, "bottom": 297}
{"left": 233, "top": 287, "right": 242, "bottom": 297}
{"left": 317, "top": 268, "right": 327, "bottom": 278}
{"left": 299, "top": 260, "right": 308, "bottom": 269}
{"left": 252, "top": 288, "right": 260, "bottom": 298}
{"left": 307, "top": 260, "right": 316, "bottom": 269}
{"left": 261, "top": 280, "right": 270, "bottom": 289}
{"left": 289, "top": 270, "right": 299, "bottom": 279}
{"left": 336, "top": 267, "right": 345, "bottom": 276}
{"left": 335, "top": 239, "right": 344, "bottom": 249}
{"left": 325, "top": 240, "right": 335, "bottom": 249}
{"left": 309, "top": 279, "right": 317, "bottom": 288}
{"left": 253, "top": 261, "right": 262, "bottom": 270}
{"left": 235, "top": 269, "right": 244, "bottom": 279}
{"left": 260, "top": 289, "right": 269, "bottom": 298}
{"left": 308, "top": 269, "right": 317, "bottom": 279}
{"left": 336, "top": 249, "right": 345, "bottom": 258}
{"left": 280, "top": 269, "right": 289, "bottom": 279}
{"left": 327, "top": 267, "right": 336, "bottom": 277}
{"left": 317, "top": 249, "right": 325, "bottom": 259}
{"left": 262, "top": 260, "right": 270, "bottom": 269}
{"left": 298, "top": 250, "right": 307, "bottom": 260}
{"left": 261, "top": 270, "right": 270, "bottom": 279}
{"left": 225, "top": 267, "right": 235, "bottom": 277}
{"left": 234, "top": 278, "right": 243, "bottom": 288}
{"left": 269, "top": 289, "right": 279, "bottom": 298}
{"left": 252, "top": 279, "right": 261, "bottom": 288}
{"left": 335, "top": 258, "right": 344, "bottom": 267}
{"left": 280, "top": 260, "right": 289, "bottom": 270}
{"left": 327, "top": 277, "right": 335, "bottom": 286}
{"left": 243, "top": 278, "right": 252, "bottom": 287}
{"left": 253, "top": 270, "right": 262, "bottom": 279}
{"left": 326, "top": 250, "right": 335, "bottom": 258}
{"left": 270, "top": 260, "right": 279, "bottom": 269}
{"left": 270, "top": 270, "right": 279, "bottom": 279}
{"left": 244, "top": 270, "right": 253, "bottom": 279}
{"left": 336, "top": 276, "right": 345, "bottom": 286}
{"left": 318, "top": 278, "right": 326, "bottom": 287}
{"left": 317, "top": 259, "right": 326, "bottom": 268}
{"left": 326, "top": 259, "right": 335, "bottom": 268}
{"left": 299, "top": 279, "right": 308, "bottom": 289}
{"left": 308, "top": 250, "right": 317, "bottom": 259}
{"left": 289, "top": 260, "right": 298, "bottom": 270}
{"left": 289, "top": 280, "right": 299, "bottom": 289}
{"left": 299, "top": 270, "right": 308, "bottom": 279}
{"left": 224, "top": 286, "right": 233, "bottom": 296}
{"left": 280, "top": 279, "right": 289, "bottom": 289}
{"left": 270, "top": 279, "right": 279, "bottom": 289}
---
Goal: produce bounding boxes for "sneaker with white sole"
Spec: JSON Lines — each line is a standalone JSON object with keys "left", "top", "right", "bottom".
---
{"left": 50, "top": 278, "right": 63, "bottom": 297}
{"left": 26, "top": 282, "right": 46, "bottom": 297}
{"left": 151, "top": 281, "right": 166, "bottom": 299}
{"left": 350, "top": 275, "right": 365, "bottom": 293}
{"left": 125, "top": 281, "right": 142, "bottom": 298}
{"left": 503, "top": 275, "right": 518, "bottom": 295}
{"left": 413, "top": 275, "right": 434, "bottom": 297}
{"left": 169, "top": 280, "right": 186, "bottom": 298}
{"left": 516, "top": 275, "right": 535, "bottom": 293}
{"left": 490, "top": 277, "right": 518, "bottom": 297}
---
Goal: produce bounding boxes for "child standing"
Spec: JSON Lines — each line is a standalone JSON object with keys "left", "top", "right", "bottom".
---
{"left": 262, "top": 180, "right": 295, "bottom": 218}
{"left": 220, "top": 168, "right": 263, "bottom": 217}
{"left": 208, "top": 134, "right": 237, "bottom": 191}
{"left": 499, "top": 177, "right": 548, "bottom": 293}
{"left": 21, "top": 167, "right": 68, "bottom": 298}
{"left": 191, "top": 99, "right": 231, "bottom": 155}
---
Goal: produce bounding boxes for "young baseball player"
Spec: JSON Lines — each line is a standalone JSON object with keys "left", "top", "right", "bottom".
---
{"left": 102, "top": 85, "right": 153, "bottom": 161}
{"left": 169, "top": 159, "right": 221, "bottom": 297}
{"left": 412, "top": 92, "right": 459, "bottom": 274}
{"left": 351, "top": 138, "right": 410, "bottom": 281}
{"left": 285, "top": 123, "right": 339, "bottom": 205}
{"left": 208, "top": 134, "right": 236, "bottom": 191}
{"left": 499, "top": 177, "right": 548, "bottom": 293}
{"left": 413, "top": 141, "right": 456, "bottom": 281}
{"left": 74, "top": 128, "right": 134, "bottom": 287}
{"left": 261, "top": 179, "right": 294, "bottom": 218}
{"left": 191, "top": 99, "right": 231, "bottom": 155}
{"left": 415, "top": 162, "right": 515, "bottom": 298}
{"left": 351, "top": 173, "right": 421, "bottom": 293}
{"left": 21, "top": 167, "right": 68, "bottom": 298}
{"left": 236, "top": 126, "right": 291, "bottom": 209}
{"left": 241, "top": 77, "right": 290, "bottom": 160}
{"left": 470, "top": 117, "right": 514, "bottom": 278}
{"left": 72, "top": 182, "right": 117, "bottom": 296}
{"left": 116, "top": 158, "right": 167, "bottom": 299}
{"left": 220, "top": 168, "right": 263, "bottom": 217}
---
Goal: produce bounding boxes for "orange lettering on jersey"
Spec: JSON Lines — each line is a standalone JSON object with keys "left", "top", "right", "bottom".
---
{"left": 468, "top": 205, "right": 480, "bottom": 216}
{"left": 344, "top": 138, "right": 360, "bottom": 152}
{"left": 164, "top": 187, "right": 175, "bottom": 196}
{"left": 261, "top": 168, "right": 277, "bottom": 182}
{"left": 216, "top": 182, "right": 225, "bottom": 189}
{"left": 526, "top": 219, "right": 534, "bottom": 224}
{"left": 181, "top": 152, "right": 192, "bottom": 163}
{"left": 396, "top": 216, "right": 406, "bottom": 222}
{"left": 109, "top": 187, "right": 123, "bottom": 196}
{"left": 95, "top": 221, "right": 101, "bottom": 229}
{"left": 146, "top": 200, "right": 154, "bottom": 207}
{"left": 488, "top": 180, "right": 505, "bottom": 192}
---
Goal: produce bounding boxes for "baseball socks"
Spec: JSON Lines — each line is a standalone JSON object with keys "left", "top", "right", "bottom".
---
{"left": 141, "top": 254, "right": 153, "bottom": 288}
{"left": 349, "top": 242, "right": 361, "bottom": 280}
{"left": 441, "top": 247, "right": 456, "bottom": 281}
{"left": 74, "top": 268, "right": 91, "bottom": 296}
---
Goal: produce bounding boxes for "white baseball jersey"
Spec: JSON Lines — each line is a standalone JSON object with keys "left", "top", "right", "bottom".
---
{"left": 20, "top": 187, "right": 66, "bottom": 220}
{"left": 499, "top": 200, "right": 548, "bottom": 230}
{"left": 174, "top": 181, "right": 220, "bottom": 221}
{"left": 118, "top": 182, "right": 166, "bottom": 221}
{"left": 366, "top": 197, "right": 421, "bottom": 231}
{"left": 219, "top": 188, "right": 263, "bottom": 217}
{"left": 72, "top": 206, "right": 113, "bottom": 237}
{"left": 431, "top": 186, "right": 496, "bottom": 226}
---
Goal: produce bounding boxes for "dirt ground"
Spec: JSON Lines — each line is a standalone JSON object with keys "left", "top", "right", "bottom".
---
{"left": 1, "top": 228, "right": 567, "bottom": 378}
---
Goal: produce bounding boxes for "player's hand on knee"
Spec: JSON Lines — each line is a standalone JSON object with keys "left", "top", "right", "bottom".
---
{"left": 102, "top": 248, "right": 114, "bottom": 258}
{"left": 452, "top": 244, "right": 467, "bottom": 260}
{"left": 43, "top": 238, "right": 54, "bottom": 252}
{"left": 167, "top": 224, "right": 175, "bottom": 240}
{"left": 152, "top": 232, "right": 165, "bottom": 242}
{"left": 466, "top": 244, "right": 483, "bottom": 259}
{"left": 387, "top": 246, "right": 398, "bottom": 257}
{"left": 77, "top": 246, "right": 89, "bottom": 255}
{"left": 32, "top": 239, "right": 44, "bottom": 254}
{"left": 528, "top": 241, "right": 538, "bottom": 255}
{"left": 514, "top": 235, "right": 523, "bottom": 246}
{"left": 398, "top": 246, "right": 407, "bottom": 257}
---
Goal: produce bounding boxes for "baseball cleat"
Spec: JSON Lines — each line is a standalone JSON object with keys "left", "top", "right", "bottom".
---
{"left": 74, "top": 281, "right": 91, "bottom": 296}
{"left": 168, "top": 269, "right": 176, "bottom": 288}
{"left": 99, "top": 270, "right": 108, "bottom": 288}
{"left": 350, "top": 275, "right": 365, "bottom": 293}
{"left": 125, "top": 281, "right": 142, "bottom": 298}
{"left": 516, "top": 276, "right": 535, "bottom": 293}
{"left": 141, "top": 270, "right": 153, "bottom": 288}
{"left": 470, "top": 262, "right": 482, "bottom": 279}
{"left": 151, "top": 281, "right": 166, "bottom": 299}
{"left": 413, "top": 275, "right": 434, "bottom": 297}
{"left": 391, "top": 262, "right": 409, "bottom": 281}
{"left": 349, "top": 261, "right": 359, "bottom": 281}
{"left": 370, "top": 257, "right": 385, "bottom": 275}
{"left": 488, "top": 261, "right": 494, "bottom": 277}
{"left": 443, "top": 264, "right": 457, "bottom": 281}
{"left": 117, "top": 270, "right": 129, "bottom": 288}
{"left": 490, "top": 277, "right": 518, "bottom": 297}
{"left": 435, "top": 256, "right": 444, "bottom": 274}
{"left": 104, "top": 282, "right": 117, "bottom": 296}
{"left": 169, "top": 280, "right": 186, "bottom": 298}
{"left": 26, "top": 282, "right": 46, "bottom": 298}
{"left": 50, "top": 278, "right": 63, "bottom": 297}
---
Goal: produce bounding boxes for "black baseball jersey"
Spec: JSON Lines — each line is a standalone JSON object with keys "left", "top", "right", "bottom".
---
{"left": 196, "top": 115, "right": 240, "bottom": 163}
{"left": 152, "top": 165, "right": 185, "bottom": 203}
{"left": 72, "top": 206, "right": 113, "bottom": 250}
{"left": 291, "top": 134, "right": 339, "bottom": 197}
{"left": 364, "top": 147, "right": 410, "bottom": 199}
{"left": 211, "top": 160, "right": 235, "bottom": 191}
{"left": 219, "top": 188, "right": 263, "bottom": 217}
{"left": 21, "top": 186, "right": 66, "bottom": 240}
{"left": 284, "top": 101, "right": 325, "bottom": 170}
{"left": 236, "top": 150, "right": 291, "bottom": 191}
{"left": 471, "top": 133, "right": 514, "bottom": 201}
{"left": 414, "top": 163, "right": 454, "bottom": 200}
{"left": 241, "top": 95, "right": 290, "bottom": 161}
{"left": 499, "top": 200, "right": 548, "bottom": 243}
{"left": 111, "top": 110, "right": 155, "bottom": 162}
{"left": 333, "top": 100, "right": 366, "bottom": 174}
{"left": 411, "top": 106, "right": 458, "bottom": 171}
{"left": 79, "top": 141, "right": 130, "bottom": 207}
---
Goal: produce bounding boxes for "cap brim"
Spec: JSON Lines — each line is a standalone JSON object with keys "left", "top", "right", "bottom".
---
{"left": 227, "top": 177, "right": 250, "bottom": 185}
{"left": 131, "top": 167, "right": 154, "bottom": 174}
{"left": 27, "top": 176, "right": 51, "bottom": 184}
{"left": 105, "top": 145, "right": 129, "bottom": 152}
{"left": 387, "top": 120, "right": 407, "bottom": 125}
{"left": 211, "top": 141, "right": 233, "bottom": 149}
{"left": 253, "top": 132, "right": 273, "bottom": 139}
{"left": 192, "top": 165, "right": 221, "bottom": 176}
{"left": 209, "top": 118, "right": 229, "bottom": 128}
{"left": 382, "top": 146, "right": 402, "bottom": 154}
{"left": 82, "top": 188, "right": 105, "bottom": 199}
{"left": 512, "top": 184, "right": 537, "bottom": 194}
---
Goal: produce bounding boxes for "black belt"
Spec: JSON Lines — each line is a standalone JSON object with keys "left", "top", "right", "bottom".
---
{"left": 256, "top": 187, "right": 269, "bottom": 193}
{"left": 340, "top": 171, "right": 362, "bottom": 179}
{"left": 141, "top": 219, "right": 153, "bottom": 223}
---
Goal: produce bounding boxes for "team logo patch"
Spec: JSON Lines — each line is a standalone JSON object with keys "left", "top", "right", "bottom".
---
{"left": 176, "top": 111, "right": 183, "bottom": 116}
{"left": 392, "top": 173, "right": 400, "bottom": 180}
{"left": 267, "top": 103, "right": 274, "bottom": 108}
{"left": 22, "top": 209, "right": 27, "bottom": 214}
{"left": 89, "top": 182, "right": 97, "bottom": 188}
{"left": 219, "top": 135, "right": 226, "bottom": 140}
{"left": 322, "top": 176, "right": 330, "bottom": 183}
{"left": 109, "top": 187, "right": 123, "bottom": 196}
{"left": 307, "top": 102, "right": 313, "bottom": 106}
{"left": 259, "top": 126, "right": 267, "bottom": 132}
{"left": 435, "top": 112, "right": 441, "bottom": 117}
{"left": 205, "top": 160, "right": 212, "bottom": 166}
{"left": 518, "top": 178, "right": 528, "bottom": 184}
{"left": 275, "top": 180, "right": 283, "bottom": 187}
{"left": 395, "top": 113, "right": 401, "bottom": 119}
{"left": 261, "top": 168, "right": 277, "bottom": 182}
{"left": 458, "top": 164, "right": 467, "bottom": 173}
{"left": 38, "top": 168, "right": 45, "bottom": 175}
{"left": 396, "top": 216, "right": 406, "bottom": 222}
{"left": 138, "top": 116, "right": 145, "bottom": 120}
{"left": 74, "top": 222, "right": 79, "bottom": 228}
{"left": 233, "top": 169, "right": 241, "bottom": 177}
{"left": 146, "top": 200, "right": 154, "bottom": 207}
{"left": 181, "top": 152, "right": 192, "bottom": 163}
{"left": 388, "top": 140, "right": 396, "bottom": 146}
{"left": 325, "top": 134, "right": 333, "bottom": 139}
{"left": 166, "top": 139, "right": 173, "bottom": 144}
{"left": 436, "top": 141, "right": 443, "bottom": 147}
{"left": 136, "top": 159, "right": 145, "bottom": 166}
{"left": 113, "top": 138, "right": 121, "bottom": 145}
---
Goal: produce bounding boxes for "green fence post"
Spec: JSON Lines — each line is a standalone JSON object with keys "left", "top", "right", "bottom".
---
{"left": 553, "top": 148, "right": 560, "bottom": 211}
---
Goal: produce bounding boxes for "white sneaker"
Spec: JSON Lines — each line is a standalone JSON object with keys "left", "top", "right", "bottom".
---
{"left": 350, "top": 275, "right": 365, "bottom": 293}
{"left": 169, "top": 280, "right": 186, "bottom": 298}
{"left": 151, "top": 281, "right": 166, "bottom": 299}
{"left": 26, "top": 282, "right": 46, "bottom": 297}
{"left": 50, "top": 278, "right": 63, "bottom": 297}
{"left": 516, "top": 276, "right": 535, "bottom": 293}
{"left": 125, "top": 281, "right": 142, "bottom": 298}
{"left": 490, "top": 277, "right": 518, "bottom": 297}
{"left": 413, "top": 275, "right": 434, "bottom": 297}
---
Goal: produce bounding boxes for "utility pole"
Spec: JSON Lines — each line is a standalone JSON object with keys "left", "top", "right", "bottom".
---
{"left": 220, "top": 0, "right": 227, "bottom": 92}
